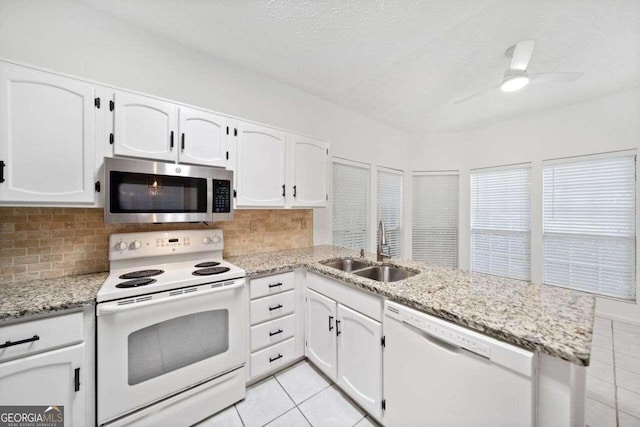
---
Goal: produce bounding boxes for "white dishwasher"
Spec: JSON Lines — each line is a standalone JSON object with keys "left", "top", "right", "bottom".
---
{"left": 383, "top": 301, "right": 536, "bottom": 427}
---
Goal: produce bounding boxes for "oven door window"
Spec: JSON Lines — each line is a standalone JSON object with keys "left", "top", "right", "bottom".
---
{"left": 110, "top": 171, "right": 208, "bottom": 213}
{"left": 127, "top": 310, "right": 229, "bottom": 385}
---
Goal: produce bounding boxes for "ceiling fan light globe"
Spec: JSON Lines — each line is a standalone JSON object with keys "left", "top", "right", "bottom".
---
{"left": 501, "top": 75, "right": 530, "bottom": 92}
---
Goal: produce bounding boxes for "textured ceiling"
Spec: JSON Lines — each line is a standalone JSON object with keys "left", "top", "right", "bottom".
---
{"left": 78, "top": 0, "right": 640, "bottom": 132}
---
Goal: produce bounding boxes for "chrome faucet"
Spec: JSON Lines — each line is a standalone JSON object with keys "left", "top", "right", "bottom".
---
{"left": 377, "top": 221, "right": 391, "bottom": 262}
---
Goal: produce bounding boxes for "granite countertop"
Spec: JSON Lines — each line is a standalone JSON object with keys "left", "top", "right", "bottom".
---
{"left": 0, "top": 272, "right": 108, "bottom": 322}
{"left": 229, "top": 245, "right": 595, "bottom": 366}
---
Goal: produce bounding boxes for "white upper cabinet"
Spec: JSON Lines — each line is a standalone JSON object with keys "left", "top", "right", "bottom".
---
{"left": 305, "top": 289, "right": 338, "bottom": 381}
{"left": 113, "top": 91, "right": 177, "bottom": 162}
{"left": 236, "top": 121, "right": 287, "bottom": 207}
{"left": 288, "top": 134, "right": 328, "bottom": 207}
{"left": 0, "top": 63, "right": 96, "bottom": 204}
{"left": 178, "top": 107, "right": 228, "bottom": 167}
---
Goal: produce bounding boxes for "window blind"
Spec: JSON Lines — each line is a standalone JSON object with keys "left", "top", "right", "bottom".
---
{"left": 412, "top": 173, "right": 459, "bottom": 267}
{"left": 332, "top": 161, "right": 369, "bottom": 250}
{"left": 471, "top": 166, "right": 531, "bottom": 280}
{"left": 377, "top": 169, "right": 403, "bottom": 258}
{"left": 543, "top": 154, "right": 636, "bottom": 300}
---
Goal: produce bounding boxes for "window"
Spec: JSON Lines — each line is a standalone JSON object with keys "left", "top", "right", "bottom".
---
{"left": 377, "top": 168, "right": 403, "bottom": 258}
{"left": 332, "top": 160, "right": 370, "bottom": 250}
{"left": 412, "top": 173, "right": 459, "bottom": 267}
{"left": 471, "top": 165, "right": 531, "bottom": 280}
{"left": 543, "top": 153, "right": 636, "bottom": 300}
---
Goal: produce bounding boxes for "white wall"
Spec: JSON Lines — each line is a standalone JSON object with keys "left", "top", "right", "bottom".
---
{"left": 0, "top": 0, "right": 410, "bottom": 247}
{"left": 411, "top": 88, "right": 640, "bottom": 323}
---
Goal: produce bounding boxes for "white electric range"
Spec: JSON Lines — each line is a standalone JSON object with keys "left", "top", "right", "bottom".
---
{"left": 96, "top": 229, "right": 247, "bottom": 427}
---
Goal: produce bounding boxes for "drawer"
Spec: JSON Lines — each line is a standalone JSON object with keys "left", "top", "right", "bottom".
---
{"left": 250, "top": 290, "right": 295, "bottom": 325}
{"left": 250, "top": 337, "right": 296, "bottom": 379}
{"left": 250, "top": 314, "right": 296, "bottom": 352}
{"left": 250, "top": 271, "right": 295, "bottom": 300}
{"left": 0, "top": 312, "right": 83, "bottom": 362}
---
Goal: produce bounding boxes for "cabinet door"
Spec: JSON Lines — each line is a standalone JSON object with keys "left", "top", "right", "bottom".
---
{"left": 289, "top": 134, "right": 328, "bottom": 207}
{"left": 0, "top": 63, "right": 96, "bottom": 203}
{"left": 236, "top": 122, "right": 286, "bottom": 207}
{"left": 113, "top": 91, "right": 177, "bottom": 162}
{"left": 0, "top": 344, "right": 85, "bottom": 427}
{"left": 178, "top": 107, "right": 228, "bottom": 167}
{"left": 305, "top": 289, "right": 337, "bottom": 381}
{"left": 337, "top": 304, "right": 383, "bottom": 419}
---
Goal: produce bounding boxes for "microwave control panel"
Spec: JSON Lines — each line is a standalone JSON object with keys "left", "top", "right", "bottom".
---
{"left": 212, "top": 179, "right": 231, "bottom": 213}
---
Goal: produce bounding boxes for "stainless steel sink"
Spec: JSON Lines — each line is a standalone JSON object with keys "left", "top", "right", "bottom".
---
{"left": 321, "top": 258, "right": 370, "bottom": 273}
{"left": 353, "top": 265, "right": 417, "bottom": 282}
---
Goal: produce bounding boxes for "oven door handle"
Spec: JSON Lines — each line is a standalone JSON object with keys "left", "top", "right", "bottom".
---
{"left": 97, "top": 281, "right": 245, "bottom": 316}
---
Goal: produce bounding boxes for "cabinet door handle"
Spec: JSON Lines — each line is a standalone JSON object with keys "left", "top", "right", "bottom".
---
{"left": 269, "top": 354, "right": 283, "bottom": 363}
{"left": 293, "top": 185, "right": 297, "bottom": 197}
{"left": 181, "top": 133, "right": 185, "bottom": 151}
{"left": 269, "top": 329, "right": 283, "bottom": 337}
{"left": 329, "top": 315, "right": 334, "bottom": 331}
{"left": 282, "top": 184, "right": 286, "bottom": 197}
{"left": 268, "top": 282, "right": 283, "bottom": 289}
{"left": 74, "top": 368, "right": 80, "bottom": 392}
{"left": 336, "top": 320, "right": 341, "bottom": 336}
{"left": 269, "top": 304, "right": 283, "bottom": 311}
{"left": 0, "top": 335, "right": 39, "bottom": 349}
{"left": 0, "top": 160, "right": 5, "bottom": 183}
{"left": 170, "top": 131, "right": 174, "bottom": 149}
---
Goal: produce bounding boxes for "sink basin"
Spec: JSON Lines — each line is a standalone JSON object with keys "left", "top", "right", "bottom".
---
{"left": 353, "top": 265, "right": 417, "bottom": 282}
{"left": 321, "top": 258, "right": 370, "bottom": 273}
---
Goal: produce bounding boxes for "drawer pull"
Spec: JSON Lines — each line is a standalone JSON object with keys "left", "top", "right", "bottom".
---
{"left": 269, "top": 329, "right": 283, "bottom": 337}
{"left": 0, "top": 335, "right": 40, "bottom": 349}
{"left": 329, "top": 315, "right": 334, "bottom": 331}
{"left": 269, "top": 304, "right": 283, "bottom": 311}
{"left": 269, "top": 354, "right": 283, "bottom": 363}
{"left": 268, "top": 282, "right": 283, "bottom": 289}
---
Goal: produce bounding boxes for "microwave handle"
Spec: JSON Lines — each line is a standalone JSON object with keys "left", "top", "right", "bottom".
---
{"left": 97, "top": 280, "right": 244, "bottom": 316}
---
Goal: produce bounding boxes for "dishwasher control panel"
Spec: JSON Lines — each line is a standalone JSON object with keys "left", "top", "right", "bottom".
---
{"left": 385, "top": 303, "right": 491, "bottom": 359}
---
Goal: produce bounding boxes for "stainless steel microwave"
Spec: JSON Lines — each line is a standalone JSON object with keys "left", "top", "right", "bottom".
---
{"left": 104, "top": 157, "right": 233, "bottom": 224}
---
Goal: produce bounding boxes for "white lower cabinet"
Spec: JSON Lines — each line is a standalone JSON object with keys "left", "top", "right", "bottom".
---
{"left": 305, "top": 289, "right": 338, "bottom": 379}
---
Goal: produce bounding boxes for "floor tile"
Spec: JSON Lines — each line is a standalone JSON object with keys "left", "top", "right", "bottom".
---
{"left": 616, "top": 338, "right": 640, "bottom": 357}
{"left": 617, "top": 352, "right": 640, "bottom": 374}
{"left": 196, "top": 406, "right": 243, "bottom": 427}
{"left": 585, "top": 398, "right": 616, "bottom": 427}
{"left": 275, "top": 361, "right": 331, "bottom": 404}
{"left": 299, "top": 386, "right": 365, "bottom": 427}
{"left": 618, "top": 387, "right": 640, "bottom": 418}
{"left": 587, "top": 359, "right": 615, "bottom": 383}
{"left": 586, "top": 375, "right": 617, "bottom": 407}
{"left": 619, "top": 411, "right": 640, "bottom": 427}
{"left": 617, "top": 368, "right": 640, "bottom": 394}
{"left": 236, "top": 378, "right": 295, "bottom": 427}
{"left": 355, "top": 417, "right": 378, "bottom": 427}
{"left": 267, "top": 408, "right": 311, "bottom": 427}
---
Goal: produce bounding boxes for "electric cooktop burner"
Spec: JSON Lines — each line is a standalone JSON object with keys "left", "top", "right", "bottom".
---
{"left": 194, "top": 261, "right": 221, "bottom": 268}
{"left": 115, "top": 278, "right": 157, "bottom": 288}
{"left": 119, "top": 269, "right": 164, "bottom": 280}
{"left": 192, "top": 267, "right": 231, "bottom": 276}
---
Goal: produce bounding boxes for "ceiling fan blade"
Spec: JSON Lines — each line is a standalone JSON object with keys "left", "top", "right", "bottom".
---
{"left": 529, "top": 72, "right": 584, "bottom": 84}
{"left": 510, "top": 40, "right": 535, "bottom": 71}
{"left": 454, "top": 85, "right": 501, "bottom": 104}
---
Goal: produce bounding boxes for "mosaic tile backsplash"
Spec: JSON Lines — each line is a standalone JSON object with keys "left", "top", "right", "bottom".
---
{"left": 0, "top": 207, "right": 313, "bottom": 285}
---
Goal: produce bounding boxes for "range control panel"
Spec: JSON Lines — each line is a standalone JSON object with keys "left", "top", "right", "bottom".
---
{"left": 109, "top": 229, "right": 224, "bottom": 260}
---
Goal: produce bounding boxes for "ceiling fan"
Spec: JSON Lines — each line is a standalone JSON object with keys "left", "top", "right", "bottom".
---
{"left": 455, "top": 40, "right": 584, "bottom": 104}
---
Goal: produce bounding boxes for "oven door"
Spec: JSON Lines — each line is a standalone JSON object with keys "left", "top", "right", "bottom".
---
{"left": 96, "top": 279, "right": 246, "bottom": 425}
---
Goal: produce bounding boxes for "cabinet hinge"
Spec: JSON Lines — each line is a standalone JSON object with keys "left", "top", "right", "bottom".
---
{"left": 94, "top": 181, "right": 101, "bottom": 193}
{"left": 226, "top": 151, "right": 229, "bottom": 160}
{"left": 109, "top": 100, "right": 115, "bottom": 111}
{"left": 233, "top": 189, "right": 237, "bottom": 198}
{"left": 74, "top": 368, "right": 80, "bottom": 392}
{"left": 326, "top": 194, "right": 328, "bottom": 201}
{"left": 94, "top": 97, "right": 100, "bottom": 109}
{"left": 305, "top": 340, "right": 308, "bottom": 347}
{"left": 234, "top": 128, "right": 238, "bottom": 137}
{"left": 381, "top": 336, "right": 386, "bottom": 347}
{"left": 382, "top": 399, "right": 386, "bottom": 411}
{"left": 226, "top": 126, "right": 229, "bottom": 135}
{"left": 326, "top": 148, "right": 329, "bottom": 155}
{"left": 109, "top": 133, "right": 114, "bottom": 145}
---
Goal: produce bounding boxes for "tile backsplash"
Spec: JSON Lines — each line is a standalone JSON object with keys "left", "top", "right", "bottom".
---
{"left": 0, "top": 207, "right": 313, "bottom": 285}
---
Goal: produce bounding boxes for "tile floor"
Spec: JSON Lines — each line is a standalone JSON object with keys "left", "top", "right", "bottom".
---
{"left": 197, "top": 361, "right": 377, "bottom": 427}
{"left": 586, "top": 317, "right": 640, "bottom": 427}
{"left": 198, "top": 316, "right": 640, "bottom": 427}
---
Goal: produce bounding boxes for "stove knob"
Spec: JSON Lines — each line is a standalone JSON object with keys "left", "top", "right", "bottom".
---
{"left": 130, "top": 240, "right": 142, "bottom": 250}
{"left": 115, "top": 241, "right": 128, "bottom": 252}
{"left": 212, "top": 235, "right": 222, "bottom": 244}
{"left": 201, "top": 236, "right": 212, "bottom": 244}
